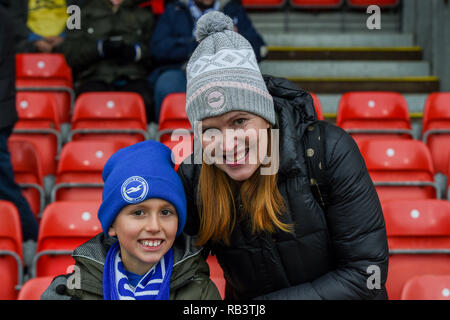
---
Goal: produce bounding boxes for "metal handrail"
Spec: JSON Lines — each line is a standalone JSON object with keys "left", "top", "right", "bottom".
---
{"left": 0, "top": 250, "right": 24, "bottom": 290}
{"left": 50, "top": 182, "right": 104, "bottom": 203}
{"left": 30, "top": 250, "right": 74, "bottom": 279}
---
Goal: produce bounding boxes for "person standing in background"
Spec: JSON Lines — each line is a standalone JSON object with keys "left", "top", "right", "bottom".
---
{"left": 0, "top": 0, "right": 39, "bottom": 242}
{"left": 148, "top": 0, "right": 267, "bottom": 122}
{"left": 55, "top": 0, "right": 156, "bottom": 122}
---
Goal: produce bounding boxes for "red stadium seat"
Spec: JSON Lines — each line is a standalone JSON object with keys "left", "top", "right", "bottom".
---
{"left": 401, "top": 275, "right": 450, "bottom": 300}
{"left": 51, "top": 140, "right": 129, "bottom": 202}
{"left": 8, "top": 140, "right": 45, "bottom": 219}
{"left": 359, "top": 140, "right": 438, "bottom": 201}
{"left": 17, "top": 276, "right": 54, "bottom": 300}
{"left": 32, "top": 201, "right": 102, "bottom": 278}
{"left": 382, "top": 199, "right": 450, "bottom": 300}
{"left": 163, "top": 134, "right": 194, "bottom": 171}
{"left": 0, "top": 201, "right": 24, "bottom": 300}
{"left": 15, "top": 53, "right": 74, "bottom": 123}
{"left": 242, "top": 0, "right": 285, "bottom": 9}
{"left": 138, "top": 0, "right": 164, "bottom": 15}
{"left": 12, "top": 92, "right": 61, "bottom": 176}
{"left": 207, "top": 255, "right": 225, "bottom": 299}
{"left": 422, "top": 92, "right": 450, "bottom": 174}
{"left": 70, "top": 92, "right": 149, "bottom": 144}
{"left": 310, "top": 93, "right": 324, "bottom": 120}
{"left": 158, "top": 93, "right": 192, "bottom": 143}
{"left": 337, "top": 92, "right": 412, "bottom": 144}
{"left": 347, "top": 0, "right": 399, "bottom": 8}
{"left": 290, "top": 0, "right": 343, "bottom": 9}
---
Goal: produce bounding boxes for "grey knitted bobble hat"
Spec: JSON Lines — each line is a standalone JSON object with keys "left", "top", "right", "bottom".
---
{"left": 186, "top": 11, "right": 275, "bottom": 133}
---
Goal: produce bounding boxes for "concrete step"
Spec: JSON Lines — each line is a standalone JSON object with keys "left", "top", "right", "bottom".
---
{"left": 251, "top": 11, "right": 401, "bottom": 33}
{"left": 259, "top": 60, "right": 430, "bottom": 77}
{"left": 286, "top": 77, "right": 439, "bottom": 94}
{"left": 266, "top": 46, "right": 423, "bottom": 60}
{"left": 262, "top": 33, "right": 414, "bottom": 47}
{"left": 315, "top": 93, "right": 429, "bottom": 115}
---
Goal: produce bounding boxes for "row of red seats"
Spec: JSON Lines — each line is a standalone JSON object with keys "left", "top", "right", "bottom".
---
{"left": 2, "top": 197, "right": 449, "bottom": 300}
{"left": 138, "top": 0, "right": 400, "bottom": 14}
{"left": 9, "top": 90, "right": 450, "bottom": 220}
{"left": 242, "top": 0, "right": 399, "bottom": 9}
{"left": 14, "top": 136, "right": 450, "bottom": 212}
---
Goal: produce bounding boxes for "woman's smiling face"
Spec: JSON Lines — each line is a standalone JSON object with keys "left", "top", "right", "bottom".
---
{"left": 200, "top": 111, "right": 270, "bottom": 182}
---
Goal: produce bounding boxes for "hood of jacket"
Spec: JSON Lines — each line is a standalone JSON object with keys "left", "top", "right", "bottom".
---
{"left": 70, "top": 232, "right": 206, "bottom": 298}
{"left": 262, "top": 75, "right": 318, "bottom": 179}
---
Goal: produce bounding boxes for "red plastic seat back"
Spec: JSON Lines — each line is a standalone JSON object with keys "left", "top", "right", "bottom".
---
{"left": 359, "top": 139, "right": 436, "bottom": 201}
{"left": 290, "top": 0, "right": 343, "bottom": 8}
{"left": 8, "top": 140, "right": 43, "bottom": 186}
{"left": 422, "top": 92, "right": 450, "bottom": 174}
{"left": 8, "top": 140, "right": 44, "bottom": 218}
{"left": 71, "top": 92, "right": 147, "bottom": 143}
{"left": 242, "top": 0, "right": 285, "bottom": 8}
{"left": 159, "top": 93, "right": 191, "bottom": 131}
{"left": 382, "top": 199, "right": 450, "bottom": 300}
{"left": 337, "top": 92, "right": 411, "bottom": 142}
{"left": 382, "top": 199, "right": 450, "bottom": 249}
{"left": 207, "top": 255, "right": 225, "bottom": 299}
{"left": 36, "top": 201, "right": 102, "bottom": 277}
{"left": 347, "top": 0, "right": 399, "bottom": 8}
{"left": 138, "top": 0, "right": 164, "bottom": 15}
{"left": 18, "top": 276, "right": 54, "bottom": 300}
{"left": 162, "top": 133, "right": 194, "bottom": 171}
{"left": 57, "top": 140, "right": 129, "bottom": 176}
{"left": 15, "top": 53, "right": 73, "bottom": 87}
{"left": 310, "top": 93, "right": 324, "bottom": 120}
{"left": 401, "top": 275, "right": 450, "bottom": 300}
{"left": 16, "top": 92, "right": 60, "bottom": 130}
{"left": 422, "top": 92, "right": 450, "bottom": 134}
{"left": 16, "top": 53, "right": 73, "bottom": 122}
{"left": 0, "top": 201, "right": 23, "bottom": 300}
{"left": 72, "top": 92, "right": 147, "bottom": 127}
{"left": 54, "top": 141, "right": 129, "bottom": 202}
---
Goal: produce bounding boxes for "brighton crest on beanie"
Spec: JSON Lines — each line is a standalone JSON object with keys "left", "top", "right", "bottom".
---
{"left": 97, "top": 140, "right": 187, "bottom": 237}
{"left": 185, "top": 11, "right": 275, "bottom": 134}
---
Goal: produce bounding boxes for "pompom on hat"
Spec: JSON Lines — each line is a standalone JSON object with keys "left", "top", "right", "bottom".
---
{"left": 97, "top": 140, "right": 187, "bottom": 237}
{"left": 186, "top": 11, "right": 275, "bottom": 134}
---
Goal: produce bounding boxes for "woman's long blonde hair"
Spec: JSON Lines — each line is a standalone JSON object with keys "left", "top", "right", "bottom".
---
{"left": 196, "top": 129, "right": 292, "bottom": 246}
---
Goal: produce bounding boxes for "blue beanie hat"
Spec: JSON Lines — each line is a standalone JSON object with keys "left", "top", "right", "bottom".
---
{"left": 98, "top": 140, "right": 187, "bottom": 237}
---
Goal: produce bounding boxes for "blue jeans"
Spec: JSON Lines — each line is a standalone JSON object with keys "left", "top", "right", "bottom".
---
{"left": 152, "top": 68, "right": 187, "bottom": 122}
{"left": 0, "top": 127, "right": 38, "bottom": 241}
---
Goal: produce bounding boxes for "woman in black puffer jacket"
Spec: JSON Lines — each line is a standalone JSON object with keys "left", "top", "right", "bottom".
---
{"left": 177, "top": 12, "right": 389, "bottom": 300}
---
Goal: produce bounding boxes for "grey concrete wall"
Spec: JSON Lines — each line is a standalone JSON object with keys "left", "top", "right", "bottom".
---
{"left": 403, "top": 0, "right": 450, "bottom": 91}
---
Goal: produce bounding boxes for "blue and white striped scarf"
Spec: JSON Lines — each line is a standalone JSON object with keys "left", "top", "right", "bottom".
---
{"left": 103, "top": 242, "right": 173, "bottom": 300}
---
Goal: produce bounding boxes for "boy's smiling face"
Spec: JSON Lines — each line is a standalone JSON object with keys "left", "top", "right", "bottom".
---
{"left": 108, "top": 198, "right": 178, "bottom": 275}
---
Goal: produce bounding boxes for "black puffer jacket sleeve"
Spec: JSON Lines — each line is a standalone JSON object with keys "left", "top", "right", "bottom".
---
{"left": 257, "top": 124, "right": 389, "bottom": 300}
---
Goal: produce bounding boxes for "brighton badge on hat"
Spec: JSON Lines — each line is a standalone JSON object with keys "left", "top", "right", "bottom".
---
{"left": 121, "top": 176, "right": 149, "bottom": 204}
{"left": 204, "top": 87, "right": 226, "bottom": 110}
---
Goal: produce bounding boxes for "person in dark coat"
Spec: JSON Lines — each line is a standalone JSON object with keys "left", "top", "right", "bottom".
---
{"left": 176, "top": 11, "right": 389, "bottom": 300}
{"left": 148, "top": 0, "right": 267, "bottom": 122}
{"left": 56, "top": 0, "right": 156, "bottom": 122}
{"left": 0, "top": 0, "right": 39, "bottom": 241}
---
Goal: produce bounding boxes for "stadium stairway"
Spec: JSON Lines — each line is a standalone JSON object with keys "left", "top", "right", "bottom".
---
{"left": 251, "top": 8, "right": 438, "bottom": 131}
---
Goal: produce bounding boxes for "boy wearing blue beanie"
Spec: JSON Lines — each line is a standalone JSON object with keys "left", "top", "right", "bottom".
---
{"left": 42, "top": 140, "right": 221, "bottom": 300}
